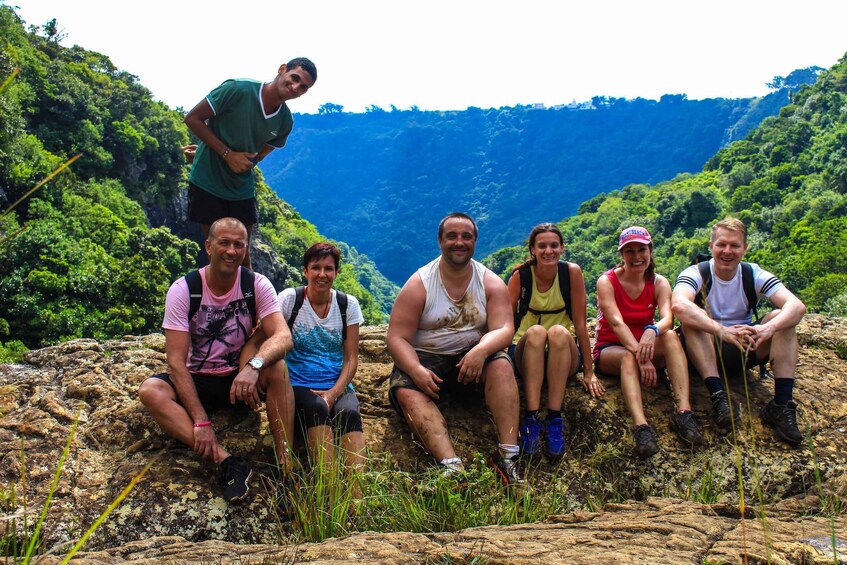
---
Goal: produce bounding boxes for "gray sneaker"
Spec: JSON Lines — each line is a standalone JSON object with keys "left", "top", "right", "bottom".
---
{"left": 488, "top": 451, "right": 526, "bottom": 493}
{"left": 761, "top": 399, "right": 803, "bottom": 445}
{"left": 633, "top": 424, "right": 660, "bottom": 459}
{"left": 669, "top": 410, "right": 705, "bottom": 446}
{"left": 710, "top": 390, "right": 741, "bottom": 431}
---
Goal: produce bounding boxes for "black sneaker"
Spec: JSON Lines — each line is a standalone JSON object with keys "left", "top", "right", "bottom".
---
{"left": 669, "top": 410, "right": 705, "bottom": 446}
{"left": 710, "top": 390, "right": 741, "bottom": 431}
{"left": 633, "top": 424, "right": 660, "bottom": 459}
{"left": 219, "top": 456, "right": 253, "bottom": 503}
{"left": 761, "top": 399, "right": 803, "bottom": 445}
{"left": 488, "top": 451, "right": 526, "bottom": 492}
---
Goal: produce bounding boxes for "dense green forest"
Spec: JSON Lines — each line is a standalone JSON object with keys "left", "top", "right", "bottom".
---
{"left": 261, "top": 75, "right": 816, "bottom": 284}
{"left": 0, "top": 3, "right": 842, "bottom": 366}
{"left": 0, "top": 6, "right": 390, "bottom": 360}
{"left": 483, "top": 58, "right": 847, "bottom": 317}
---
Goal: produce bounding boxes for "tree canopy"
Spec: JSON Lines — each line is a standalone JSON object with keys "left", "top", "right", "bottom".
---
{"left": 482, "top": 57, "right": 847, "bottom": 317}
{"left": 0, "top": 6, "right": 387, "bottom": 358}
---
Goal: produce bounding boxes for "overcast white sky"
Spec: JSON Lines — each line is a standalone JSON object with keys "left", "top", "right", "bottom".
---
{"left": 12, "top": 0, "right": 847, "bottom": 114}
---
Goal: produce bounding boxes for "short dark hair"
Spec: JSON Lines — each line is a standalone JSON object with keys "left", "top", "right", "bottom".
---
{"left": 437, "top": 212, "right": 478, "bottom": 240}
{"left": 287, "top": 57, "right": 317, "bottom": 82}
{"left": 303, "top": 242, "right": 340, "bottom": 270}
{"left": 207, "top": 217, "right": 247, "bottom": 241}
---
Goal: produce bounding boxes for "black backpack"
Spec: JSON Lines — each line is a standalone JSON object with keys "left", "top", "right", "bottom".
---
{"left": 692, "top": 253, "right": 759, "bottom": 322}
{"left": 185, "top": 266, "right": 256, "bottom": 325}
{"left": 286, "top": 286, "right": 349, "bottom": 342}
{"left": 514, "top": 260, "right": 572, "bottom": 330}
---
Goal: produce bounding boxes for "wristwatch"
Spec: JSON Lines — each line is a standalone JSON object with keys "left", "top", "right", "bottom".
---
{"left": 248, "top": 357, "right": 264, "bottom": 371}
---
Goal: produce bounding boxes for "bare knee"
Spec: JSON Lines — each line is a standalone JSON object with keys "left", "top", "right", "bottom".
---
{"left": 660, "top": 329, "right": 684, "bottom": 354}
{"left": 547, "top": 324, "right": 572, "bottom": 348}
{"left": 138, "top": 378, "right": 174, "bottom": 409}
{"left": 621, "top": 352, "right": 639, "bottom": 375}
{"left": 485, "top": 357, "right": 516, "bottom": 385}
{"left": 394, "top": 387, "right": 430, "bottom": 414}
{"left": 523, "top": 325, "right": 549, "bottom": 349}
{"left": 261, "top": 361, "right": 291, "bottom": 392}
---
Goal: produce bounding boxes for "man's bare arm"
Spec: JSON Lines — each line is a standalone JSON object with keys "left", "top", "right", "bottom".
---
{"left": 478, "top": 270, "right": 515, "bottom": 354}
{"left": 231, "top": 312, "right": 292, "bottom": 407}
{"left": 386, "top": 275, "right": 426, "bottom": 371}
{"left": 762, "top": 287, "right": 806, "bottom": 332}
{"left": 166, "top": 330, "right": 207, "bottom": 423}
{"left": 165, "top": 329, "right": 221, "bottom": 462}
{"left": 254, "top": 312, "right": 293, "bottom": 364}
{"left": 386, "top": 275, "right": 443, "bottom": 398}
{"left": 183, "top": 99, "right": 256, "bottom": 174}
{"left": 746, "top": 287, "right": 806, "bottom": 350}
{"left": 672, "top": 285, "right": 723, "bottom": 335}
{"left": 457, "top": 270, "right": 514, "bottom": 382}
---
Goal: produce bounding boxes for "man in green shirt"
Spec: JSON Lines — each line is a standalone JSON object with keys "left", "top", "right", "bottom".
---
{"left": 184, "top": 57, "right": 317, "bottom": 268}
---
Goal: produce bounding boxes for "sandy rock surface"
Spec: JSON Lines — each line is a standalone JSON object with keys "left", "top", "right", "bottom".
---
{"left": 1, "top": 315, "right": 845, "bottom": 563}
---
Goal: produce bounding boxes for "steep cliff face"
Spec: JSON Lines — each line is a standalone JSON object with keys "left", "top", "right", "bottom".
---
{"left": 1, "top": 316, "right": 845, "bottom": 563}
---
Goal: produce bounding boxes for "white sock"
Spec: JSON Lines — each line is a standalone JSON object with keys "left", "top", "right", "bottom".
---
{"left": 498, "top": 444, "right": 520, "bottom": 461}
{"left": 438, "top": 457, "right": 464, "bottom": 472}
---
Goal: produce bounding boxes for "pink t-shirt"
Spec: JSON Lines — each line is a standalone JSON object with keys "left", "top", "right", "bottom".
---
{"left": 162, "top": 267, "right": 279, "bottom": 375}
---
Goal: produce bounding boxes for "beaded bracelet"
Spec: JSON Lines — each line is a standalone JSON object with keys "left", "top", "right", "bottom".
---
{"left": 221, "top": 148, "right": 231, "bottom": 160}
{"left": 644, "top": 324, "right": 660, "bottom": 336}
{"left": 193, "top": 420, "right": 212, "bottom": 428}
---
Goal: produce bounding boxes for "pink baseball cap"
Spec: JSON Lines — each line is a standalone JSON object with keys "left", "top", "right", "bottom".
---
{"left": 618, "top": 226, "right": 652, "bottom": 250}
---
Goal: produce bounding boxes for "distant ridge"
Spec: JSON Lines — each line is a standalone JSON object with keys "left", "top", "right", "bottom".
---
{"left": 482, "top": 61, "right": 846, "bottom": 315}
{"left": 261, "top": 85, "right": 807, "bottom": 284}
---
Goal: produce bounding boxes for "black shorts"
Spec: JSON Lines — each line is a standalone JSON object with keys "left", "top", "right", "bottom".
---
{"left": 387, "top": 349, "right": 512, "bottom": 416}
{"left": 148, "top": 371, "right": 249, "bottom": 412}
{"left": 677, "top": 326, "right": 766, "bottom": 377}
{"left": 187, "top": 183, "right": 259, "bottom": 227}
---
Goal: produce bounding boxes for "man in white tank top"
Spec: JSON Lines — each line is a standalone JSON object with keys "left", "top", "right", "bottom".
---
{"left": 386, "top": 213, "right": 524, "bottom": 490}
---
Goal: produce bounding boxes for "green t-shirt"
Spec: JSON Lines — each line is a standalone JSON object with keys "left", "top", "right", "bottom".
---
{"left": 189, "top": 79, "right": 293, "bottom": 201}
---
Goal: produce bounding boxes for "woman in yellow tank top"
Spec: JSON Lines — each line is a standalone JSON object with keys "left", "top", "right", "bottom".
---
{"left": 507, "top": 223, "right": 603, "bottom": 459}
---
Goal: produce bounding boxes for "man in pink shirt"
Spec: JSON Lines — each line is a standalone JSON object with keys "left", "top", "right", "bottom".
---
{"left": 139, "top": 217, "right": 294, "bottom": 502}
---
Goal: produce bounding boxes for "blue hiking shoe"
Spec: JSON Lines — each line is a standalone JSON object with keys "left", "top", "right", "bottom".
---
{"left": 543, "top": 416, "right": 567, "bottom": 459}
{"left": 519, "top": 414, "right": 542, "bottom": 456}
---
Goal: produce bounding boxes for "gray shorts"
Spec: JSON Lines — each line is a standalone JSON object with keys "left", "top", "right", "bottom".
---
{"left": 387, "top": 349, "right": 512, "bottom": 416}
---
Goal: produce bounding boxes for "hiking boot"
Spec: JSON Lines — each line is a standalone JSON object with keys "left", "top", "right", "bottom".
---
{"left": 219, "top": 456, "right": 253, "bottom": 503}
{"left": 488, "top": 451, "right": 526, "bottom": 492}
{"left": 669, "top": 410, "right": 705, "bottom": 446}
{"left": 710, "top": 390, "right": 741, "bottom": 431}
{"left": 543, "top": 416, "right": 567, "bottom": 459}
{"left": 519, "top": 414, "right": 542, "bottom": 456}
{"left": 633, "top": 424, "right": 660, "bottom": 459}
{"left": 761, "top": 400, "right": 803, "bottom": 445}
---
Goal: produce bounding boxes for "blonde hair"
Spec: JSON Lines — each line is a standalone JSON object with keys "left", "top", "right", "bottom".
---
{"left": 711, "top": 217, "right": 747, "bottom": 243}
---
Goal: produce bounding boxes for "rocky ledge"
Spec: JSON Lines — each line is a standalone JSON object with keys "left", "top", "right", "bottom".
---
{"left": 1, "top": 315, "right": 845, "bottom": 563}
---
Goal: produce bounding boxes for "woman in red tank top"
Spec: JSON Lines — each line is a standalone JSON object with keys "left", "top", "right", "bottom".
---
{"left": 594, "top": 226, "right": 704, "bottom": 458}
